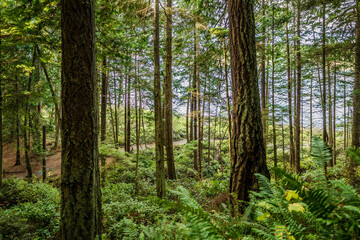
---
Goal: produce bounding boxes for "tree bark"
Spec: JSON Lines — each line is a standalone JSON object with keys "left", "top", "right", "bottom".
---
{"left": 352, "top": 0, "right": 360, "bottom": 148}
{"left": 101, "top": 57, "right": 108, "bottom": 142}
{"left": 260, "top": 0, "right": 267, "bottom": 148}
{"left": 164, "top": 0, "right": 176, "bottom": 179}
{"left": 228, "top": 0, "right": 270, "bottom": 214}
{"left": 154, "top": 0, "right": 165, "bottom": 198}
{"left": 286, "top": 1, "right": 295, "bottom": 170}
{"left": 294, "top": 0, "right": 301, "bottom": 173}
{"left": 60, "top": 0, "right": 101, "bottom": 238}
{"left": 15, "top": 78, "right": 21, "bottom": 166}
{"left": 322, "top": 0, "right": 328, "bottom": 143}
{"left": 271, "top": 2, "right": 277, "bottom": 168}
{"left": 223, "top": 38, "right": 232, "bottom": 162}
{"left": 0, "top": 76, "right": 2, "bottom": 188}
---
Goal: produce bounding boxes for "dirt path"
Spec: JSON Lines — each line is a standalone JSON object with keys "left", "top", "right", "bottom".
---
{"left": 2, "top": 139, "right": 190, "bottom": 179}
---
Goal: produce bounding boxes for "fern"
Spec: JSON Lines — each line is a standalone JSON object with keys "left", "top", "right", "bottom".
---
{"left": 346, "top": 147, "right": 360, "bottom": 164}
{"left": 171, "top": 186, "right": 227, "bottom": 240}
{"left": 311, "top": 136, "right": 332, "bottom": 168}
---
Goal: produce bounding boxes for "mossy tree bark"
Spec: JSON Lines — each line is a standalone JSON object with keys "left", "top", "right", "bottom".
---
{"left": 353, "top": 0, "right": 360, "bottom": 149}
{"left": 228, "top": 0, "right": 270, "bottom": 214}
{"left": 60, "top": 0, "right": 101, "bottom": 238}
{"left": 164, "top": 0, "right": 176, "bottom": 180}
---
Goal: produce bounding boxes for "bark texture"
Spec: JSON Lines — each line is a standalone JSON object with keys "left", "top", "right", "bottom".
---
{"left": 164, "top": 0, "right": 176, "bottom": 179}
{"left": 60, "top": 0, "right": 101, "bottom": 238}
{"left": 228, "top": 0, "right": 270, "bottom": 214}
{"left": 353, "top": 1, "right": 360, "bottom": 148}
{"left": 101, "top": 57, "right": 108, "bottom": 142}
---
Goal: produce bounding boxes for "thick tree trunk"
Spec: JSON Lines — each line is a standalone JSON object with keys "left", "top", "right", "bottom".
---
{"left": 154, "top": 0, "right": 165, "bottom": 198}
{"left": 228, "top": 0, "right": 270, "bottom": 214}
{"left": 164, "top": 0, "right": 176, "bottom": 179}
{"left": 60, "top": 0, "right": 101, "bottom": 238}
{"left": 101, "top": 57, "right": 108, "bottom": 142}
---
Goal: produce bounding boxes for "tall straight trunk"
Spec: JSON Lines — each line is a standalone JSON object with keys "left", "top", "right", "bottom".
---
{"left": 328, "top": 64, "right": 333, "bottom": 167}
{"left": 189, "top": 73, "right": 193, "bottom": 141}
{"left": 124, "top": 72, "right": 128, "bottom": 150}
{"left": 223, "top": 38, "right": 232, "bottom": 162}
{"left": 353, "top": 0, "right": 360, "bottom": 148}
{"left": 260, "top": 0, "right": 267, "bottom": 147}
{"left": 208, "top": 95, "right": 211, "bottom": 165}
{"left": 108, "top": 92, "right": 116, "bottom": 144}
{"left": 101, "top": 57, "right": 108, "bottom": 142}
{"left": 138, "top": 63, "right": 146, "bottom": 148}
{"left": 154, "top": 0, "right": 165, "bottom": 198}
{"left": 294, "top": 0, "right": 301, "bottom": 173}
{"left": 197, "top": 68, "right": 203, "bottom": 179}
{"left": 60, "top": 0, "right": 101, "bottom": 237}
{"left": 15, "top": 78, "right": 21, "bottom": 166}
{"left": 42, "top": 126, "right": 46, "bottom": 182}
{"left": 114, "top": 73, "right": 119, "bottom": 145}
{"left": 286, "top": 1, "right": 295, "bottom": 169}
{"left": 322, "top": 0, "right": 328, "bottom": 143}
{"left": 164, "top": 0, "right": 176, "bottom": 179}
{"left": 333, "top": 62, "right": 337, "bottom": 165}
{"left": 228, "top": 0, "right": 270, "bottom": 214}
{"left": 0, "top": 77, "right": 2, "bottom": 187}
{"left": 135, "top": 56, "right": 140, "bottom": 182}
{"left": 186, "top": 90, "right": 190, "bottom": 143}
{"left": 126, "top": 69, "right": 131, "bottom": 151}
{"left": 281, "top": 113, "right": 285, "bottom": 170}
{"left": 310, "top": 73, "right": 313, "bottom": 147}
{"left": 192, "top": 23, "right": 199, "bottom": 171}
{"left": 271, "top": 2, "right": 277, "bottom": 168}
{"left": 344, "top": 77, "right": 347, "bottom": 150}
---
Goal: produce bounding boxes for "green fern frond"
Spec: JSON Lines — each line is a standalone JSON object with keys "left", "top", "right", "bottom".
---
{"left": 346, "top": 147, "right": 360, "bottom": 164}
{"left": 311, "top": 136, "right": 332, "bottom": 168}
{"left": 171, "top": 186, "right": 226, "bottom": 240}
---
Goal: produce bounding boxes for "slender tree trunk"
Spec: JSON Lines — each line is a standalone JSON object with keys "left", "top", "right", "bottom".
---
{"left": 42, "top": 126, "right": 46, "bottom": 182}
{"left": 15, "top": 78, "right": 21, "bottom": 166}
{"left": 208, "top": 95, "right": 211, "bottom": 165}
{"left": 135, "top": 56, "right": 140, "bottom": 185}
{"left": 0, "top": 77, "right": 3, "bottom": 187}
{"left": 186, "top": 89, "right": 190, "bottom": 143}
{"left": 271, "top": 2, "right": 277, "bottom": 168}
{"left": 286, "top": 1, "right": 295, "bottom": 170}
{"left": 344, "top": 76, "right": 347, "bottom": 150}
{"left": 223, "top": 38, "right": 232, "bottom": 162}
{"left": 108, "top": 91, "right": 116, "bottom": 144}
{"left": 154, "top": 0, "right": 165, "bottom": 198}
{"left": 124, "top": 72, "right": 128, "bottom": 150}
{"left": 164, "top": 0, "right": 176, "bottom": 179}
{"left": 328, "top": 64, "right": 333, "bottom": 167}
{"left": 294, "top": 0, "right": 301, "bottom": 173}
{"left": 60, "top": 0, "right": 101, "bottom": 237}
{"left": 261, "top": 0, "right": 267, "bottom": 148}
{"left": 333, "top": 62, "right": 337, "bottom": 165}
{"left": 101, "top": 57, "right": 108, "bottom": 142}
{"left": 228, "top": 0, "right": 270, "bottom": 214}
{"left": 310, "top": 73, "right": 313, "bottom": 147}
{"left": 126, "top": 71, "right": 131, "bottom": 151}
{"left": 322, "top": 0, "right": 328, "bottom": 143}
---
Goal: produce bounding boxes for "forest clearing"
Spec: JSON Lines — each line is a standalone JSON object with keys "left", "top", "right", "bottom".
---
{"left": 0, "top": 0, "right": 360, "bottom": 239}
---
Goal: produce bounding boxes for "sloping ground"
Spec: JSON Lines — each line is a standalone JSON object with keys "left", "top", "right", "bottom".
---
{"left": 2, "top": 139, "right": 190, "bottom": 179}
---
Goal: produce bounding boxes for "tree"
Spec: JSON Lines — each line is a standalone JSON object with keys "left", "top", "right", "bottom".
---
{"left": 164, "top": 0, "right": 176, "bottom": 180}
{"left": 101, "top": 57, "right": 108, "bottom": 142}
{"left": 228, "top": 0, "right": 270, "bottom": 214}
{"left": 154, "top": 0, "right": 165, "bottom": 198}
{"left": 60, "top": 0, "right": 101, "bottom": 238}
{"left": 352, "top": 0, "right": 360, "bottom": 148}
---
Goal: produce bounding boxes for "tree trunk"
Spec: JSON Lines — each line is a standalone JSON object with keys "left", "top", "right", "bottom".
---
{"left": 271, "top": 2, "right": 277, "bottom": 168}
{"left": 126, "top": 70, "right": 131, "bottom": 151}
{"left": 0, "top": 76, "right": 3, "bottom": 188}
{"left": 260, "top": 0, "right": 267, "bottom": 148}
{"left": 328, "top": 64, "right": 333, "bottom": 167}
{"left": 228, "top": 0, "right": 270, "bottom": 214}
{"left": 333, "top": 62, "right": 337, "bottom": 165}
{"left": 42, "top": 126, "right": 46, "bottom": 182}
{"left": 294, "top": 0, "right": 301, "bottom": 173}
{"left": 352, "top": 0, "right": 360, "bottom": 148}
{"left": 60, "top": 0, "right": 101, "bottom": 238}
{"left": 154, "top": 0, "right": 165, "bottom": 198}
{"left": 15, "top": 78, "right": 21, "bottom": 166}
{"left": 164, "top": 0, "right": 176, "bottom": 179}
{"left": 322, "top": 0, "right": 328, "bottom": 143}
{"left": 223, "top": 38, "right": 232, "bottom": 162}
{"left": 286, "top": 1, "right": 295, "bottom": 170}
{"left": 101, "top": 57, "right": 108, "bottom": 142}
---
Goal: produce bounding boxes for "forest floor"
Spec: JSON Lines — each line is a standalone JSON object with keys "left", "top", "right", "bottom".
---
{"left": 2, "top": 138, "right": 190, "bottom": 179}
